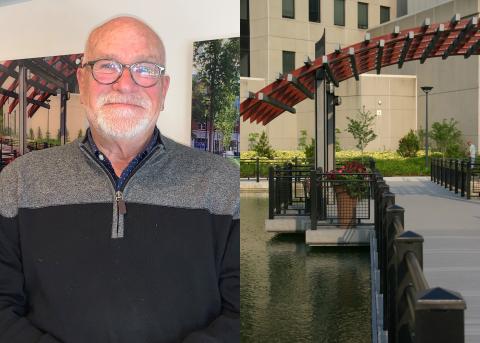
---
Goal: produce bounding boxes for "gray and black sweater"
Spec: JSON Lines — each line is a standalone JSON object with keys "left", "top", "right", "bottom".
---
{"left": 0, "top": 135, "right": 239, "bottom": 343}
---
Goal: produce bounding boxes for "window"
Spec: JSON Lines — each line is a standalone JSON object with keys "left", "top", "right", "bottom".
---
{"left": 380, "top": 6, "right": 390, "bottom": 24}
{"left": 358, "top": 2, "right": 368, "bottom": 29}
{"left": 282, "top": 0, "right": 295, "bottom": 19}
{"left": 309, "top": 0, "right": 320, "bottom": 22}
{"left": 240, "top": 0, "right": 250, "bottom": 76}
{"left": 334, "top": 0, "right": 345, "bottom": 26}
{"left": 282, "top": 51, "right": 295, "bottom": 74}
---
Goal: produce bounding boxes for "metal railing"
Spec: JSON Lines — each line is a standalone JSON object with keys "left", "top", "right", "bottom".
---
{"left": 241, "top": 157, "right": 313, "bottom": 182}
{"left": 268, "top": 160, "right": 376, "bottom": 227}
{"left": 372, "top": 171, "right": 466, "bottom": 343}
{"left": 268, "top": 164, "right": 311, "bottom": 218}
{"left": 431, "top": 157, "right": 480, "bottom": 198}
{"left": 309, "top": 170, "right": 375, "bottom": 230}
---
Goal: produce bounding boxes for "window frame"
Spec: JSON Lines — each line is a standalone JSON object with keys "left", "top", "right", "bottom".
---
{"left": 334, "top": 0, "right": 345, "bottom": 27}
{"left": 309, "top": 0, "right": 321, "bottom": 23}
{"left": 380, "top": 5, "right": 390, "bottom": 24}
{"left": 358, "top": 2, "right": 368, "bottom": 29}
{"left": 282, "top": 0, "right": 295, "bottom": 19}
{"left": 282, "top": 51, "right": 296, "bottom": 74}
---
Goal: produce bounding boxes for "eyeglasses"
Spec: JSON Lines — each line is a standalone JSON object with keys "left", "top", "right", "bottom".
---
{"left": 81, "top": 59, "right": 166, "bottom": 88}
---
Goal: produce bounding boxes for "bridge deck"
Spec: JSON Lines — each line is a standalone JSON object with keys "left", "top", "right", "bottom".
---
{"left": 387, "top": 176, "right": 480, "bottom": 343}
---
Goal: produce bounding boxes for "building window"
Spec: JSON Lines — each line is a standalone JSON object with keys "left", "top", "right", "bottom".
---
{"left": 309, "top": 0, "right": 320, "bottom": 22}
{"left": 334, "top": 0, "right": 345, "bottom": 26}
{"left": 282, "top": 51, "right": 295, "bottom": 74}
{"left": 358, "top": 2, "right": 368, "bottom": 29}
{"left": 380, "top": 6, "right": 390, "bottom": 24}
{"left": 240, "top": 0, "right": 250, "bottom": 76}
{"left": 282, "top": 0, "right": 295, "bottom": 19}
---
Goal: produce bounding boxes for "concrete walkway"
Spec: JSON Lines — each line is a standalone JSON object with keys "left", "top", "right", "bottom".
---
{"left": 386, "top": 177, "right": 480, "bottom": 343}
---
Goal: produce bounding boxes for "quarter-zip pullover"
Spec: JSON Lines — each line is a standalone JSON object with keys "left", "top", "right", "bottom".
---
{"left": 0, "top": 134, "right": 240, "bottom": 343}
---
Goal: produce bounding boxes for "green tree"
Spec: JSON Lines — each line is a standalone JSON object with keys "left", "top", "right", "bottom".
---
{"left": 36, "top": 127, "right": 43, "bottom": 141}
{"left": 254, "top": 131, "right": 274, "bottom": 158}
{"left": 193, "top": 38, "right": 239, "bottom": 152}
{"left": 298, "top": 130, "right": 315, "bottom": 163}
{"left": 430, "top": 118, "right": 463, "bottom": 158}
{"left": 417, "top": 127, "right": 426, "bottom": 150}
{"left": 215, "top": 93, "right": 239, "bottom": 151}
{"left": 397, "top": 130, "right": 420, "bottom": 157}
{"left": 335, "top": 128, "right": 342, "bottom": 152}
{"left": 28, "top": 128, "right": 35, "bottom": 141}
{"left": 304, "top": 138, "right": 315, "bottom": 163}
{"left": 345, "top": 107, "right": 377, "bottom": 159}
{"left": 248, "top": 132, "right": 259, "bottom": 150}
{"left": 298, "top": 130, "right": 308, "bottom": 151}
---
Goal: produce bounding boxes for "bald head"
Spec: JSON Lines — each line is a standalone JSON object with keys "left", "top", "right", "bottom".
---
{"left": 83, "top": 16, "right": 166, "bottom": 65}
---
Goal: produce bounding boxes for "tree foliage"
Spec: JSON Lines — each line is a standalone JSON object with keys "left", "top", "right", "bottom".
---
{"left": 298, "top": 130, "right": 315, "bottom": 162}
{"left": 430, "top": 118, "right": 464, "bottom": 158}
{"left": 250, "top": 131, "right": 274, "bottom": 158}
{"left": 397, "top": 130, "right": 420, "bottom": 157}
{"left": 248, "top": 133, "right": 259, "bottom": 150}
{"left": 28, "top": 128, "right": 35, "bottom": 141}
{"left": 345, "top": 107, "right": 377, "bottom": 157}
{"left": 37, "top": 127, "right": 43, "bottom": 141}
{"left": 193, "top": 38, "right": 239, "bottom": 152}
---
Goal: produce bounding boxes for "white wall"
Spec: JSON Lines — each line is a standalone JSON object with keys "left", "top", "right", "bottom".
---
{"left": 0, "top": 0, "right": 239, "bottom": 145}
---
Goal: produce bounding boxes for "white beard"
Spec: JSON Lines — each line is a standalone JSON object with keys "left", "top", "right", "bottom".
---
{"left": 86, "top": 93, "right": 154, "bottom": 139}
{"left": 96, "top": 106, "right": 151, "bottom": 139}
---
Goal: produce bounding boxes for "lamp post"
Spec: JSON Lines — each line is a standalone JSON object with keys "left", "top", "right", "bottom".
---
{"left": 421, "top": 86, "right": 433, "bottom": 168}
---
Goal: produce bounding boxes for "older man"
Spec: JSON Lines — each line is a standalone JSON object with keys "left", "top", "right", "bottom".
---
{"left": 0, "top": 16, "right": 239, "bottom": 343}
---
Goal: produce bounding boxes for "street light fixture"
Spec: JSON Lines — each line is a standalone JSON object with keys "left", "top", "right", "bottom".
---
{"left": 421, "top": 86, "right": 433, "bottom": 168}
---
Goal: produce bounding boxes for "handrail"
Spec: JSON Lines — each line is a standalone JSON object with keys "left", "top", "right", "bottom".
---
{"left": 405, "top": 251, "right": 429, "bottom": 292}
{"left": 372, "top": 168, "right": 467, "bottom": 343}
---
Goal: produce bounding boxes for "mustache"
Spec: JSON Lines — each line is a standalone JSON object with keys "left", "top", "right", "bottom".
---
{"left": 97, "top": 93, "right": 152, "bottom": 109}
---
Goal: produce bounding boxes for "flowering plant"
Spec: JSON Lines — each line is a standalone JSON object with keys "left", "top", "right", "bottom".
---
{"left": 327, "top": 161, "right": 369, "bottom": 199}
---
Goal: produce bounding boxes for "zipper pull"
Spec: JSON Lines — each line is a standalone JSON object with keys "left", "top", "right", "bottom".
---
{"left": 116, "top": 191, "right": 127, "bottom": 215}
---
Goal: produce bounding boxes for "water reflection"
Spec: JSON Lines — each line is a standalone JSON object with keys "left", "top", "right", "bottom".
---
{"left": 241, "top": 193, "right": 371, "bottom": 342}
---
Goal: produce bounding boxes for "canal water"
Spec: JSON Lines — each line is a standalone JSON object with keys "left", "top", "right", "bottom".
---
{"left": 241, "top": 193, "right": 371, "bottom": 343}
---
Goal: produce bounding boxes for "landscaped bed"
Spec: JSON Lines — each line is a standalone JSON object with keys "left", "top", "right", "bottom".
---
{"left": 240, "top": 150, "right": 445, "bottom": 177}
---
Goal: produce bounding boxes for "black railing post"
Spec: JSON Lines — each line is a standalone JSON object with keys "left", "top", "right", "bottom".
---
{"left": 268, "top": 166, "right": 274, "bottom": 219}
{"left": 256, "top": 157, "right": 260, "bottom": 183}
{"left": 394, "top": 230, "right": 424, "bottom": 343}
{"left": 374, "top": 179, "right": 386, "bottom": 239}
{"left": 385, "top": 204, "right": 404, "bottom": 338}
{"left": 274, "top": 166, "right": 281, "bottom": 215}
{"left": 310, "top": 169, "right": 317, "bottom": 230}
{"left": 380, "top": 191, "right": 395, "bottom": 296}
{"left": 466, "top": 160, "right": 471, "bottom": 199}
{"left": 448, "top": 159, "right": 453, "bottom": 191}
{"left": 454, "top": 159, "right": 459, "bottom": 194}
{"left": 440, "top": 159, "right": 444, "bottom": 186}
{"left": 460, "top": 160, "right": 465, "bottom": 197}
{"left": 430, "top": 158, "right": 434, "bottom": 181}
{"left": 415, "top": 287, "right": 466, "bottom": 343}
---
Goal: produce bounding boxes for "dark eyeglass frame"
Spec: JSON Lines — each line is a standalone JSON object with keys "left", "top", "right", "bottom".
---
{"left": 80, "top": 59, "right": 166, "bottom": 88}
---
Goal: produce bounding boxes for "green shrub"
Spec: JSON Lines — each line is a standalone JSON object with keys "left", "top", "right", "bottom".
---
{"left": 397, "top": 130, "right": 420, "bottom": 157}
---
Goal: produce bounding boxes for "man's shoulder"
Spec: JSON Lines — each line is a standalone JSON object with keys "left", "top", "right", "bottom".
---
{"left": 161, "top": 136, "right": 239, "bottom": 181}
{"left": 2, "top": 142, "right": 79, "bottom": 175}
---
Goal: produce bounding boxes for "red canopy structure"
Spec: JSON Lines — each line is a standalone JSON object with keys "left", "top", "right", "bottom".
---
{"left": 0, "top": 53, "right": 83, "bottom": 155}
{"left": 240, "top": 15, "right": 480, "bottom": 125}
{"left": 0, "top": 54, "right": 82, "bottom": 118}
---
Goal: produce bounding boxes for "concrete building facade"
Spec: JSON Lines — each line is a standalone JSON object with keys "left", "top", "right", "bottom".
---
{"left": 241, "top": 0, "right": 398, "bottom": 151}
{"left": 241, "top": 0, "right": 480, "bottom": 152}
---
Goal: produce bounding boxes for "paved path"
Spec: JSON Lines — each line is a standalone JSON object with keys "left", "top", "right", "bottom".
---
{"left": 386, "top": 177, "right": 480, "bottom": 343}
